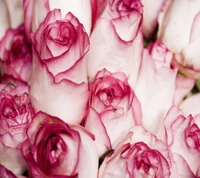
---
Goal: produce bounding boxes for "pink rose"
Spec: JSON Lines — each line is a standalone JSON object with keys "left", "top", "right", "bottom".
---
{"left": 22, "top": 112, "right": 98, "bottom": 178}
{"left": 158, "top": 0, "right": 200, "bottom": 78}
{"left": 30, "top": 9, "right": 90, "bottom": 123}
{"left": 99, "top": 126, "right": 172, "bottom": 178}
{"left": 84, "top": 69, "right": 142, "bottom": 149}
{"left": 135, "top": 44, "right": 178, "bottom": 134}
{"left": 99, "top": 126, "right": 195, "bottom": 177}
{"left": 24, "top": 0, "right": 92, "bottom": 38}
{"left": 162, "top": 106, "right": 200, "bottom": 176}
{"left": 86, "top": 0, "right": 143, "bottom": 88}
{"left": 0, "top": 25, "right": 32, "bottom": 82}
{"left": 0, "top": 76, "right": 34, "bottom": 175}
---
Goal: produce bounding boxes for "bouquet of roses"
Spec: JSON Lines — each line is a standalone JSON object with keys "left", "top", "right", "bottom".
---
{"left": 0, "top": 0, "right": 200, "bottom": 177}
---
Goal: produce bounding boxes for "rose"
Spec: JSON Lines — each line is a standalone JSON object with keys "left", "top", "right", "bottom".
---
{"left": 24, "top": 0, "right": 92, "bottom": 38}
{"left": 30, "top": 9, "right": 90, "bottom": 123}
{"left": 0, "top": 76, "right": 34, "bottom": 175}
{"left": 99, "top": 126, "right": 196, "bottom": 178}
{"left": 161, "top": 106, "right": 200, "bottom": 176}
{"left": 22, "top": 111, "right": 98, "bottom": 178}
{"left": 0, "top": 0, "right": 23, "bottom": 40}
{"left": 0, "top": 25, "right": 32, "bottom": 82}
{"left": 158, "top": 0, "right": 200, "bottom": 78}
{"left": 134, "top": 43, "right": 178, "bottom": 134}
{"left": 98, "top": 126, "right": 172, "bottom": 178}
{"left": 141, "top": 0, "right": 167, "bottom": 38}
{"left": 86, "top": 0, "right": 143, "bottom": 88}
{"left": 84, "top": 69, "right": 142, "bottom": 149}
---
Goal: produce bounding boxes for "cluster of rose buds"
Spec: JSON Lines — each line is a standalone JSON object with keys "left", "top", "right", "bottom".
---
{"left": 0, "top": 0, "right": 200, "bottom": 178}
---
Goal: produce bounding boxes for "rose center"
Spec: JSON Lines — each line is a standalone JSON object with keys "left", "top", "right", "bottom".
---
{"left": 185, "top": 124, "right": 200, "bottom": 151}
{"left": 49, "top": 139, "right": 63, "bottom": 164}
{"left": 99, "top": 88, "right": 115, "bottom": 105}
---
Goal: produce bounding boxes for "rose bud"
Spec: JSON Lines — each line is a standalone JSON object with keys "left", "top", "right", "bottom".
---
{"left": 161, "top": 106, "right": 200, "bottom": 176}
{"left": 24, "top": 0, "right": 92, "bottom": 38}
{"left": 0, "top": 76, "right": 34, "bottom": 175}
{"left": 135, "top": 44, "right": 177, "bottom": 134}
{"left": 30, "top": 9, "right": 90, "bottom": 124}
{"left": 86, "top": 0, "right": 144, "bottom": 88}
{"left": 98, "top": 126, "right": 172, "bottom": 178}
{"left": 84, "top": 69, "right": 142, "bottom": 149}
{"left": 22, "top": 112, "right": 98, "bottom": 178}
{"left": 0, "top": 25, "right": 32, "bottom": 82}
{"left": 141, "top": 0, "right": 168, "bottom": 38}
{"left": 158, "top": 0, "right": 200, "bottom": 78}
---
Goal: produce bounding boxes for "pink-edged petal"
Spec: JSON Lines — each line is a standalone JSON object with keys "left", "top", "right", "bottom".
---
{"left": 173, "top": 75, "right": 195, "bottom": 105}
{"left": 70, "top": 124, "right": 99, "bottom": 178}
{"left": 30, "top": 50, "right": 89, "bottom": 124}
{"left": 170, "top": 153, "right": 196, "bottom": 178}
{"left": 141, "top": 0, "right": 166, "bottom": 38}
{"left": 87, "top": 17, "right": 143, "bottom": 88}
{"left": 135, "top": 49, "right": 178, "bottom": 134}
{"left": 0, "top": 142, "right": 26, "bottom": 175}
{"left": 84, "top": 107, "right": 112, "bottom": 156}
{"left": 0, "top": 0, "right": 9, "bottom": 39}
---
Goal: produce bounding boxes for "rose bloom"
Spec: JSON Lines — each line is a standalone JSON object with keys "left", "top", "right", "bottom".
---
{"left": 30, "top": 9, "right": 90, "bottom": 123}
{"left": 0, "top": 76, "right": 34, "bottom": 175}
{"left": 86, "top": 0, "right": 143, "bottom": 88}
{"left": 0, "top": 25, "right": 32, "bottom": 82}
{"left": 22, "top": 112, "right": 98, "bottom": 178}
{"left": 24, "top": 0, "right": 92, "bottom": 37}
{"left": 158, "top": 0, "right": 200, "bottom": 78}
{"left": 84, "top": 69, "right": 142, "bottom": 150}
{"left": 160, "top": 106, "right": 200, "bottom": 176}
{"left": 98, "top": 126, "right": 194, "bottom": 178}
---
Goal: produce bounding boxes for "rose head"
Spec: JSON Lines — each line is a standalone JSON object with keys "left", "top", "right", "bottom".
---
{"left": 98, "top": 126, "right": 171, "bottom": 178}
{"left": 84, "top": 69, "right": 142, "bottom": 149}
{"left": 0, "top": 25, "right": 32, "bottom": 82}
{"left": 30, "top": 9, "right": 90, "bottom": 123}
{"left": 0, "top": 77, "right": 34, "bottom": 175}
{"left": 24, "top": 0, "right": 92, "bottom": 40}
{"left": 22, "top": 112, "right": 98, "bottom": 178}
{"left": 163, "top": 106, "right": 200, "bottom": 176}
